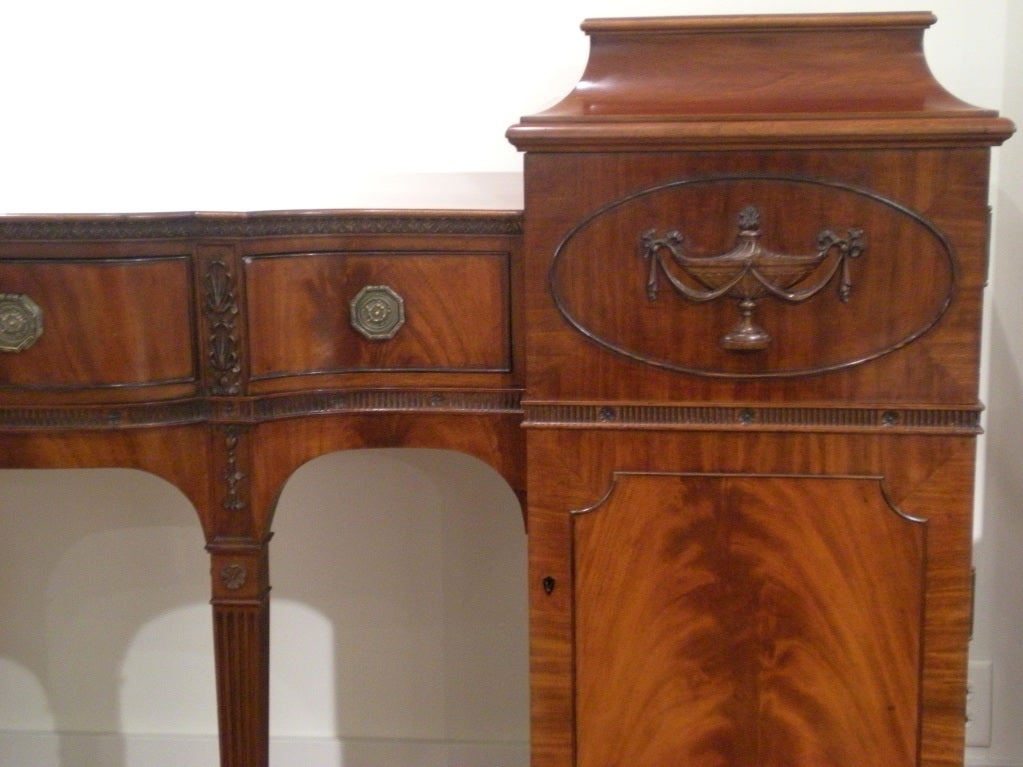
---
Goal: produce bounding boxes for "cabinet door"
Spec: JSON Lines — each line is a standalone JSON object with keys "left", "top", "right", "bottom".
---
{"left": 572, "top": 472, "right": 925, "bottom": 767}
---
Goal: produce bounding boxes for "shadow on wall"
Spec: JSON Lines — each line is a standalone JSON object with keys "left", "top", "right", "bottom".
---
{"left": 270, "top": 449, "right": 529, "bottom": 755}
{"left": 974, "top": 307, "right": 1023, "bottom": 761}
{"left": 0, "top": 449, "right": 528, "bottom": 767}
{"left": 0, "top": 468, "right": 212, "bottom": 767}
{"left": 971, "top": 159, "right": 1023, "bottom": 759}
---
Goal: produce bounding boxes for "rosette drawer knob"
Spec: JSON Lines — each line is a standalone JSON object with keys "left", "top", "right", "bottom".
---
{"left": 350, "top": 285, "right": 406, "bottom": 340}
{"left": 0, "top": 293, "right": 44, "bottom": 353}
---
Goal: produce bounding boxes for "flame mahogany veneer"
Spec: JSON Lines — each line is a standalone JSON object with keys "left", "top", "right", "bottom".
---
{"left": 0, "top": 13, "right": 1014, "bottom": 767}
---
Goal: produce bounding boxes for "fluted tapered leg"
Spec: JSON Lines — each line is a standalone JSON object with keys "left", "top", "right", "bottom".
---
{"left": 209, "top": 541, "right": 270, "bottom": 767}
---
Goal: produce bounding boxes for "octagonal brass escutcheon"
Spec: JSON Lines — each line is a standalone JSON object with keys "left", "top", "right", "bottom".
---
{"left": 0, "top": 293, "right": 44, "bottom": 353}
{"left": 350, "top": 284, "right": 405, "bottom": 340}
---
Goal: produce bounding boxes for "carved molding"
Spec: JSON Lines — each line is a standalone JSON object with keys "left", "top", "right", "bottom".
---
{"left": 0, "top": 400, "right": 209, "bottom": 430}
{"left": 0, "top": 388, "right": 522, "bottom": 431}
{"left": 253, "top": 388, "right": 523, "bottom": 420}
{"left": 524, "top": 402, "right": 981, "bottom": 434}
{"left": 8, "top": 395, "right": 976, "bottom": 433}
{"left": 0, "top": 211, "right": 524, "bottom": 241}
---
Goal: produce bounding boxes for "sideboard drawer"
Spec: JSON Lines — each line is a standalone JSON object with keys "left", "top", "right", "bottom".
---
{"left": 245, "top": 251, "right": 511, "bottom": 380}
{"left": 0, "top": 257, "right": 196, "bottom": 393}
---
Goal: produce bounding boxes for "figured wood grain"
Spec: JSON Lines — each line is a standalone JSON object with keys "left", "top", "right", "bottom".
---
{"left": 526, "top": 429, "right": 976, "bottom": 767}
{"left": 573, "top": 473, "right": 924, "bottom": 767}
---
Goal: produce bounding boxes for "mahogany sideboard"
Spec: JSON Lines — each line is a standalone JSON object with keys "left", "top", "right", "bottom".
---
{"left": 0, "top": 12, "right": 1014, "bottom": 767}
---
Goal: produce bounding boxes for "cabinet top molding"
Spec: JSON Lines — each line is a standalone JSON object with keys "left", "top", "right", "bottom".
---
{"left": 578, "top": 12, "right": 939, "bottom": 34}
{"left": 506, "top": 12, "right": 1015, "bottom": 151}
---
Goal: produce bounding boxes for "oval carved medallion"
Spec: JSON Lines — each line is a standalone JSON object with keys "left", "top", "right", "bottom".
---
{"left": 551, "top": 175, "right": 955, "bottom": 378}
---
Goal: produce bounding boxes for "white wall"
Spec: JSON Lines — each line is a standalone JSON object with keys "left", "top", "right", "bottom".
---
{"left": 1, "top": 2, "right": 1019, "bottom": 766}
{"left": 970, "top": 0, "right": 1023, "bottom": 764}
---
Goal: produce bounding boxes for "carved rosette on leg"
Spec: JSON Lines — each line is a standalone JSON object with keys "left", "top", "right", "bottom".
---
{"left": 641, "top": 205, "right": 866, "bottom": 351}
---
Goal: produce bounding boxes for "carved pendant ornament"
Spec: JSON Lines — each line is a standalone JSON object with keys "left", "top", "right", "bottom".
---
{"left": 222, "top": 425, "right": 247, "bottom": 512}
{"left": 203, "top": 260, "right": 242, "bottom": 395}
{"left": 641, "top": 206, "right": 866, "bottom": 351}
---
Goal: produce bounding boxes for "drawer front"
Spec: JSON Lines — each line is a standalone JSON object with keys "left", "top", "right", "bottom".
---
{"left": 0, "top": 258, "right": 196, "bottom": 391}
{"left": 245, "top": 251, "right": 511, "bottom": 379}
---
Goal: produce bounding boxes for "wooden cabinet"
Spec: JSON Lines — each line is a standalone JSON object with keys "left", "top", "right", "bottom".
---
{"left": 0, "top": 12, "right": 1014, "bottom": 767}
{"left": 507, "top": 12, "right": 1013, "bottom": 767}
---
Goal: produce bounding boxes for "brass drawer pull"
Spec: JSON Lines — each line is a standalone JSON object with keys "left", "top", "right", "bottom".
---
{"left": 0, "top": 293, "right": 44, "bottom": 352}
{"left": 350, "top": 284, "right": 405, "bottom": 340}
